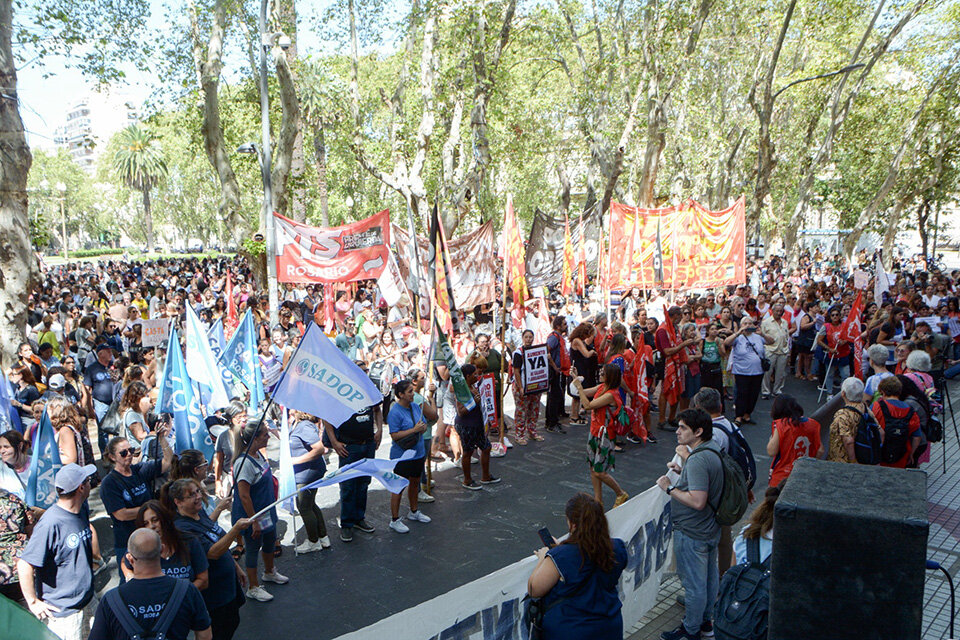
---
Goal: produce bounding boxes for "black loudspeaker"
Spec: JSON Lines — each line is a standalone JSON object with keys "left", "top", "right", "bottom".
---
{"left": 768, "top": 458, "right": 928, "bottom": 640}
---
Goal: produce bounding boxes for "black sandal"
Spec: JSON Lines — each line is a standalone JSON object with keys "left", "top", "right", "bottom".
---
{"left": 231, "top": 545, "right": 244, "bottom": 560}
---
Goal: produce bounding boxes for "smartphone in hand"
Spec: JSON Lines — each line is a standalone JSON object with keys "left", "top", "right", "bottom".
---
{"left": 537, "top": 527, "right": 555, "bottom": 548}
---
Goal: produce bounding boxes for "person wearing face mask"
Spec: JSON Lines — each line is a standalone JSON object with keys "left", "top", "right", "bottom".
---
{"left": 100, "top": 428, "right": 174, "bottom": 580}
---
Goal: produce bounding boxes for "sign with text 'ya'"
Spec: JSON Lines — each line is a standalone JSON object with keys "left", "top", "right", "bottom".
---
{"left": 521, "top": 344, "right": 549, "bottom": 395}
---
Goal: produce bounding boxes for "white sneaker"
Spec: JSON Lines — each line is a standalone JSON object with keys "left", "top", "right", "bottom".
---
{"left": 261, "top": 570, "right": 289, "bottom": 584}
{"left": 407, "top": 510, "right": 431, "bottom": 523}
{"left": 389, "top": 519, "right": 410, "bottom": 533}
{"left": 318, "top": 535, "right": 331, "bottom": 549}
{"left": 246, "top": 586, "right": 274, "bottom": 602}
{"left": 418, "top": 489, "right": 436, "bottom": 503}
{"left": 295, "top": 540, "right": 320, "bottom": 554}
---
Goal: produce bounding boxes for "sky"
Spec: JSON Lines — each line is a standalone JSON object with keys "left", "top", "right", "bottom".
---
{"left": 17, "top": 0, "right": 403, "bottom": 149}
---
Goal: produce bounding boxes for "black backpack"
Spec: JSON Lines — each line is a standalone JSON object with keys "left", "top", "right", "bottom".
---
{"left": 714, "top": 536, "right": 771, "bottom": 640}
{"left": 838, "top": 406, "right": 882, "bottom": 465}
{"left": 878, "top": 401, "right": 915, "bottom": 464}
{"left": 715, "top": 421, "right": 758, "bottom": 490}
{"left": 103, "top": 578, "right": 189, "bottom": 640}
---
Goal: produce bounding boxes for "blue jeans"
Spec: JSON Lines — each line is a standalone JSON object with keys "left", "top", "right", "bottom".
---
{"left": 674, "top": 529, "right": 721, "bottom": 634}
{"left": 241, "top": 526, "right": 277, "bottom": 569}
{"left": 338, "top": 441, "right": 377, "bottom": 528}
{"left": 824, "top": 355, "right": 850, "bottom": 393}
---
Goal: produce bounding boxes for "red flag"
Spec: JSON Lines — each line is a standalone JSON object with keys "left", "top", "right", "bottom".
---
{"left": 853, "top": 337, "right": 864, "bottom": 379}
{"left": 838, "top": 290, "right": 864, "bottom": 343}
{"left": 561, "top": 212, "right": 575, "bottom": 296}
{"left": 323, "top": 284, "right": 336, "bottom": 333}
{"left": 502, "top": 196, "right": 529, "bottom": 307}
{"left": 598, "top": 232, "right": 609, "bottom": 296}
{"left": 661, "top": 304, "right": 684, "bottom": 406}
{"left": 224, "top": 271, "right": 238, "bottom": 340}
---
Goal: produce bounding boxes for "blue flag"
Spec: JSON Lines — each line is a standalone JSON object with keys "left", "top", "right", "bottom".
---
{"left": 273, "top": 323, "right": 383, "bottom": 427}
{"left": 220, "top": 309, "right": 265, "bottom": 409}
{"left": 0, "top": 372, "right": 22, "bottom": 434}
{"left": 278, "top": 409, "right": 297, "bottom": 514}
{"left": 184, "top": 305, "right": 231, "bottom": 411}
{"left": 25, "top": 409, "right": 61, "bottom": 508}
{"left": 300, "top": 450, "right": 415, "bottom": 495}
{"left": 157, "top": 328, "right": 215, "bottom": 459}
{"left": 206, "top": 319, "right": 235, "bottom": 389}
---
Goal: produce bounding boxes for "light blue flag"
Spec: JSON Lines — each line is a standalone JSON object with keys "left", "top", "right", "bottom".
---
{"left": 184, "top": 304, "right": 231, "bottom": 411}
{"left": 220, "top": 309, "right": 265, "bottom": 410}
{"left": 206, "top": 319, "right": 235, "bottom": 388}
{"left": 272, "top": 323, "right": 382, "bottom": 427}
{"left": 300, "top": 450, "right": 415, "bottom": 494}
{"left": 278, "top": 409, "right": 297, "bottom": 514}
{"left": 25, "top": 409, "right": 61, "bottom": 508}
{"left": 0, "top": 372, "right": 22, "bottom": 434}
{"left": 157, "top": 328, "right": 215, "bottom": 459}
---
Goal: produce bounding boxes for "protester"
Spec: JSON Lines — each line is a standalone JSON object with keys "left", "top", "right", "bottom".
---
{"left": 101, "top": 428, "right": 173, "bottom": 578}
{"left": 656, "top": 408, "right": 724, "bottom": 640}
{"left": 17, "top": 463, "right": 97, "bottom": 640}
{"left": 571, "top": 363, "right": 630, "bottom": 508}
{"left": 870, "top": 376, "right": 922, "bottom": 468}
{"left": 89, "top": 527, "right": 212, "bottom": 640}
{"left": 133, "top": 500, "right": 209, "bottom": 589}
{"left": 231, "top": 421, "right": 288, "bottom": 601}
{"left": 731, "top": 482, "right": 784, "bottom": 565}
{"left": 863, "top": 343, "right": 893, "bottom": 402}
{"left": 0, "top": 430, "right": 31, "bottom": 499}
{"left": 767, "top": 395, "right": 822, "bottom": 486}
{"left": 0, "top": 487, "right": 30, "bottom": 603}
{"left": 828, "top": 377, "right": 867, "bottom": 464}
{"left": 526, "top": 493, "right": 628, "bottom": 639}
{"left": 760, "top": 302, "right": 791, "bottom": 398}
{"left": 287, "top": 409, "right": 331, "bottom": 552}
{"left": 723, "top": 315, "right": 773, "bottom": 426}
{"left": 545, "top": 316, "right": 571, "bottom": 434}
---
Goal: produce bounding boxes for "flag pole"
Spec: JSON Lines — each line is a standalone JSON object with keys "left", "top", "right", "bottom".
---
{"left": 497, "top": 244, "right": 508, "bottom": 450}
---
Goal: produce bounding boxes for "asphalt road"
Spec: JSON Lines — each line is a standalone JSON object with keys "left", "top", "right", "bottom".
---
{"left": 223, "top": 374, "right": 828, "bottom": 640}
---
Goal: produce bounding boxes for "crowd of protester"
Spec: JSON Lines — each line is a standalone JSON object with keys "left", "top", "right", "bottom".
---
{"left": 1, "top": 246, "right": 956, "bottom": 640}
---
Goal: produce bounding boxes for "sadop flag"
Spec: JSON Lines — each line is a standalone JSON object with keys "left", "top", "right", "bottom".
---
{"left": 0, "top": 371, "right": 22, "bottom": 434}
{"left": 432, "top": 321, "right": 476, "bottom": 410}
{"left": 157, "top": 328, "right": 215, "bottom": 459}
{"left": 272, "top": 323, "right": 382, "bottom": 427}
{"left": 220, "top": 308, "right": 265, "bottom": 409}
{"left": 25, "top": 409, "right": 61, "bottom": 508}
{"left": 278, "top": 409, "right": 297, "bottom": 513}
{"left": 207, "top": 319, "right": 235, "bottom": 389}
{"left": 184, "top": 304, "right": 231, "bottom": 411}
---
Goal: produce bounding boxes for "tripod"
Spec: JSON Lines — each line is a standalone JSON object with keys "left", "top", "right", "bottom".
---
{"left": 937, "top": 376, "right": 960, "bottom": 474}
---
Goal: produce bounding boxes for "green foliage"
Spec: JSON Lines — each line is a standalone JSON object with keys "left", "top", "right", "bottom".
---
{"left": 70, "top": 247, "right": 124, "bottom": 258}
{"left": 242, "top": 237, "right": 266, "bottom": 256}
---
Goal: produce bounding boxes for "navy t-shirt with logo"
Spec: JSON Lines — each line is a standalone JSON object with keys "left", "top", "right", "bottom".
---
{"left": 174, "top": 513, "right": 238, "bottom": 609}
{"left": 100, "top": 460, "right": 161, "bottom": 550}
{"left": 88, "top": 575, "right": 211, "bottom": 640}
{"left": 18, "top": 503, "right": 93, "bottom": 617}
{"left": 83, "top": 361, "right": 115, "bottom": 405}
{"left": 161, "top": 536, "right": 209, "bottom": 583}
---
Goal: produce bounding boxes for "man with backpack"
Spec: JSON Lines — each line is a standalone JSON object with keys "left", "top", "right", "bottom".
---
{"left": 656, "top": 408, "right": 726, "bottom": 640}
{"left": 89, "top": 528, "right": 212, "bottom": 640}
{"left": 693, "top": 388, "right": 757, "bottom": 576}
{"left": 870, "top": 376, "right": 922, "bottom": 468}
{"left": 828, "top": 377, "right": 869, "bottom": 463}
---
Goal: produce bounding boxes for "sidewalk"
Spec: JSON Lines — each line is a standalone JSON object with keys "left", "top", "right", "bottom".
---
{"left": 627, "top": 397, "right": 960, "bottom": 640}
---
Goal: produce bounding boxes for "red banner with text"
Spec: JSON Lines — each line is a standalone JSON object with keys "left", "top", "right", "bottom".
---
{"left": 608, "top": 197, "right": 745, "bottom": 290}
{"left": 274, "top": 210, "right": 391, "bottom": 283}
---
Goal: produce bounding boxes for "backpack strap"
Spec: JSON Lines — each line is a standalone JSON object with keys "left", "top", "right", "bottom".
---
{"left": 151, "top": 579, "right": 191, "bottom": 640}
{"left": 103, "top": 589, "right": 146, "bottom": 640}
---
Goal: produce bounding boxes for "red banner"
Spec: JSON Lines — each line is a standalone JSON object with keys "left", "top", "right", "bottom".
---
{"left": 274, "top": 210, "right": 391, "bottom": 283}
{"left": 608, "top": 197, "right": 746, "bottom": 289}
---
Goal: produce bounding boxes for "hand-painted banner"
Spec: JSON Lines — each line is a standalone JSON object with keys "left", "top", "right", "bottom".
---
{"left": 609, "top": 197, "right": 746, "bottom": 290}
{"left": 275, "top": 210, "right": 391, "bottom": 283}
{"left": 331, "top": 486, "right": 672, "bottom": 640}
{"left": 392, "top": 221, "right": 497, "bottom": 309}
{"left": 525, "top": 204, "right": 601, "bottom": 288}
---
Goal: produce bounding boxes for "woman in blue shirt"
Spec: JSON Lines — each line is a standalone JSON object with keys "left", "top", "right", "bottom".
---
{"left": 527, "top": 493, "right": 628, "bottom": 639}
{"left": 386, "top": 379, "right": 436, "bottom": 534}
{"left": 133, "top": 500, "right": 209, "bottom": 591}
{"left": 288, "top": 410, "right": 331, "bottom": 553}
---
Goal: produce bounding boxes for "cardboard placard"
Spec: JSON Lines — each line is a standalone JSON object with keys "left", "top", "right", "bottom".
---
{"left": 141, "top": 318, "right": 170, "bottom": 348}
{"left": 478, "top": 373, "right": 498, "bottom": 431}
{"left": 853, "top": 270, "right": 869, "bottom": 290}
{"left": 521, "top": 344, "right": 550, "bottom": 395}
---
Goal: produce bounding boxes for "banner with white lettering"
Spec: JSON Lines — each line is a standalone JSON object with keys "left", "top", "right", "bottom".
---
{"left": 141, "top": 318, "right": 169, "bottom": 348}
{"left": 525, "top": 205, "right": 601, "bottom": 288}
{"left": 275, "top": 210, "right": 391, "bottom": 283}
{"left": 332, "top": 487, "right": 672, "bottom": 640}
{"left": 521, "top": 344, "right": 550, "bottom": 395}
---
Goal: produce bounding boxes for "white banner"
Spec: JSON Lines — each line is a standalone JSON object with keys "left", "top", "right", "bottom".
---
{"left": 332, "top": 487, "right": 672, "bottom": 640}
{"left": 142, "top": 318, "right": 170, "bottom": 348}
{"left": 377, "top": 251, "right": 409, "bottom": 307}
{"left": 478, "top": 373, "right": 498, "bottom": 430}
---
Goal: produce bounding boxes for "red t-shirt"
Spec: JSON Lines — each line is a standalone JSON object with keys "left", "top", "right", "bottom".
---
{"left": 589, "top": 386, "right": 622, "bottom": 438}
{"left": 769, "top": 417, "right": 821, "bottom": 486}
{"left": 871, "top": 398, "right": 921, "bottom": 468}
{"left": 824, "top": 322, "right": 851, "bottom": 358}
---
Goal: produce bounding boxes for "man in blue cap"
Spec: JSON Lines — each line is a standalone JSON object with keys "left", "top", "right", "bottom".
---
{"left": 83, "top": 343, "right": 115, "bottom": 451}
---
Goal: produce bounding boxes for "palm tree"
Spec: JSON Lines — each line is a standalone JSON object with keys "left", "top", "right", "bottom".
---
{"left": 112, "top": 124, "right": 167, "bottom": 252}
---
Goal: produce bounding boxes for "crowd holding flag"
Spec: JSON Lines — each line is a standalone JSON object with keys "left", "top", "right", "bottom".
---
{"left": 661, "top": 304, "right": 683, "bottom": 407}
{"left": 185, "top": 304, "right": 232, "bottom": 411}
{"left": 502, "top": 195, "right": 529, "bottom": 307}
{"left": 277, "top": 409, "right": 298, "bottom": 514}
{"left": 220, "top": 308, "right": 266, "bottom": 409}
{"left": 561, "top": 212, "right": 575, "bottom": 297}
{"left": 429, "top": 204, "right": 459, "bottom": 334}
{"left": 840, "top": 290, "right": 865, "bottom": 379}
{"left": 157, "top": 327, "right": 215, "bottom": 459}
{"left": 225, "top": 270, "right": 239, "bottom": 339}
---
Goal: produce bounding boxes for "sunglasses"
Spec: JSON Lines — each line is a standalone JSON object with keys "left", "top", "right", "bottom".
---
{"left": 116, "top": 449, "right": 133, "bottom": 458}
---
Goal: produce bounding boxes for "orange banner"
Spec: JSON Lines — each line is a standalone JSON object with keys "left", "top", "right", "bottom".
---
{"left": 608, "top": 197, "right": 745, "bottom": 290}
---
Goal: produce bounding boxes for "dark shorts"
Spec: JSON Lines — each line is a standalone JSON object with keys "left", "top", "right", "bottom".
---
{"left": 455, "top": 424, "right": 492, "bottom": 453}
{"left": 393, "top": 456, "right": 425, "bottom": 479}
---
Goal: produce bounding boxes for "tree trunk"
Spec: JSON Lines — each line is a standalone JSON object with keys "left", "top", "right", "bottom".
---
{"left": 274, "top": 0, "right": 306, "bottom": 222}
{"left": 0, "top": 0, "right": 36, "bottom": 367}
{"left": 917, "top": 198, "right": 930, "bottom": 258}
{"left": 881, "top": 194, "right": 909, "bottom": 261}
{"left": 190, "top": 0, "right": 243, "bottom": 241}
{"left": 142, "top": 188, "right": 154, "bottom": 251}
{"left": 270, "top": 43, "right": 302, "bottom": 217}
{"left": 311, "top": 123, "right": 330, "bottom": 225}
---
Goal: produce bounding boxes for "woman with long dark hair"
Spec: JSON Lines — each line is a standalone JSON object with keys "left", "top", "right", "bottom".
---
{"left": 133, "top": 500, "right": 209, "bottom": 590}
{"left": 731, "top": 482, "right": 784, "bottom": 566}
{"left": 527, "top": 493, "right": 628, "bottom": 639}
